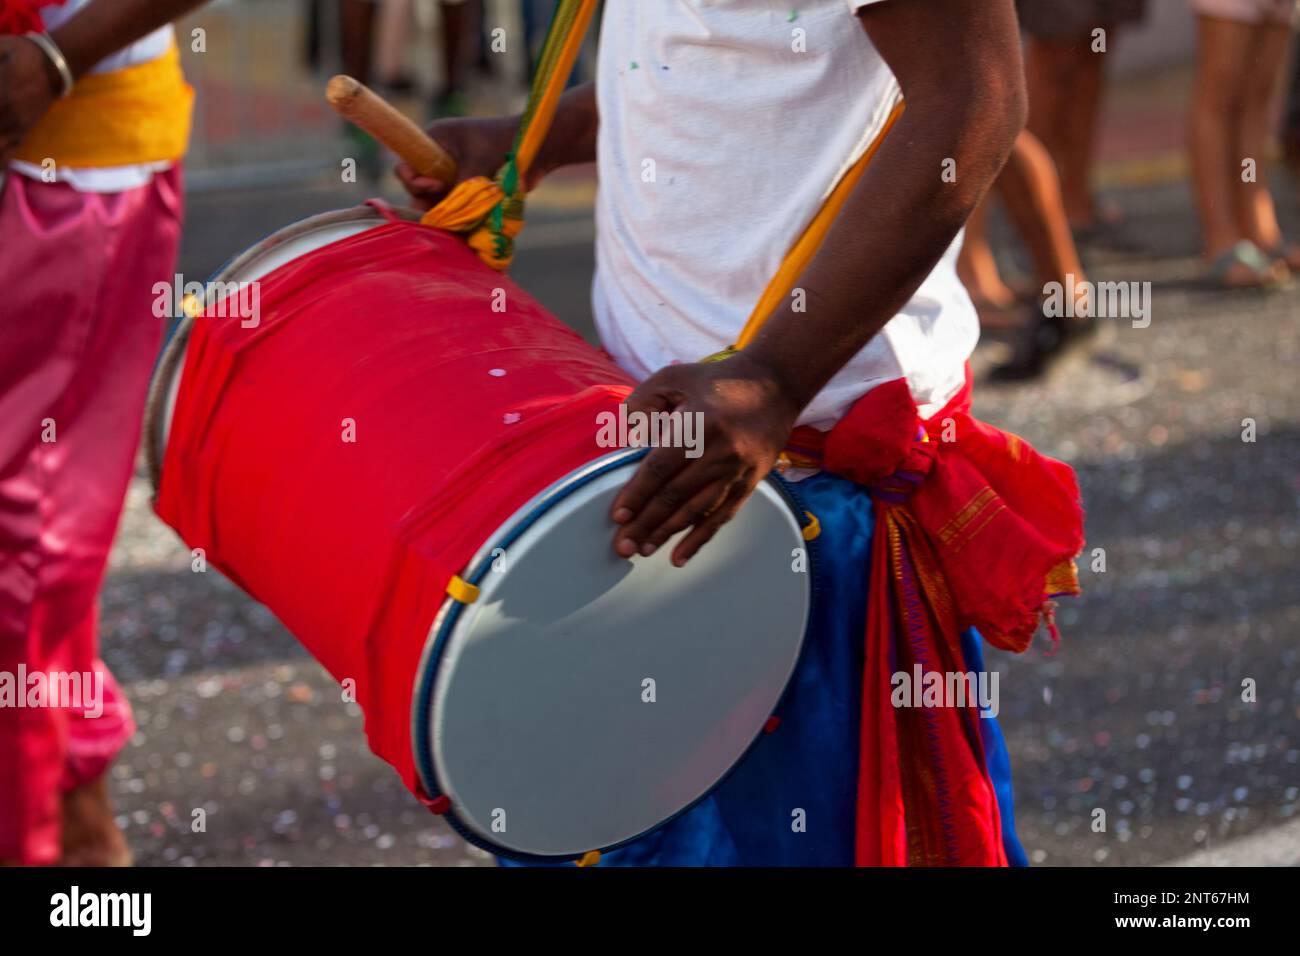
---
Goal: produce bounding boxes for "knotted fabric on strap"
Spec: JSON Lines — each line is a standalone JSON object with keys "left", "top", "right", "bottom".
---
{"left": 420, "top": 0, "right": 597, "bottom": 270}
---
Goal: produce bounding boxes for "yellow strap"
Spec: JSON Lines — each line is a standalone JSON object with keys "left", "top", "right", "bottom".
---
{"left": 513, "top": 0, "right": 598, "bottom": 178}
{"left": 732, "top": 101, "right": 906, "bottom": 349}
{"left": 446, "top": 575, "right": 480, "bottom": 604}
{"left": 421, "top": 0, "right": 599, "bottom": 270}
{"left": 801, "top": 512, "right": 821, "bottom": 542}
{"left": 575, "top": 850, "right": 601, "bottom": 867}
{"left": 14, "top": 44, "right": 194, "bottom": 168}
{"left": 423, "top": 9, "right": 903, "bottom": 298}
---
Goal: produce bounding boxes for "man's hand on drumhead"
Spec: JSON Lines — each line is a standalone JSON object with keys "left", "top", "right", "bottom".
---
{"left": 610, "top": 355, "right": 801, "bottom": 567}
{"left": 395, "top": 115, "right": 521, "bottom": 210}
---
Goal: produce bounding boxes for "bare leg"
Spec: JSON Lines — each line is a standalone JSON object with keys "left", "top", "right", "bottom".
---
{"left": 995, "top": 129, "right": 1088, "bottom": 298}
{"left": 61, "top": 776, "right": 132, "bottom": 867}
{"left": 1025, "top": 34, "right": 1110, "bottom": 228}
{"left": 435, "top": 0, "right": 479, "bottom": 114}
{"left": 985, "top": 133, "right": 1097, "bottom": 380}
{"left": 340, "top": 0, "right": 376, "bottom": 84}
{"left": 1236, "top": 22, "right": 1297, "bottom": 264}
{"left": 1061, "top": 38, "right": 1107, "bottom": 227}
{"left": 1283, "top": 31, "right": 1300, "bottom": 173}
{"left": 960, "top": 129, "right": 1090, "bottom": 330}
{"left": 1189, "top": 15, "right": 1280, "bottom": 284}
{"left": 957, "top": 200, "right": 1018, "bottom": 309}
{"left": 375, "top": 0, "right": 414, "bottom": 88}
{"left": 1024, "top": 37, "right": 1072, "bottom": 179}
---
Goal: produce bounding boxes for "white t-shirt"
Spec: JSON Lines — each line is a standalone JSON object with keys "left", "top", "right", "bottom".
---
{"left": 592, "top": 0, "right": 978, "bottom": 429}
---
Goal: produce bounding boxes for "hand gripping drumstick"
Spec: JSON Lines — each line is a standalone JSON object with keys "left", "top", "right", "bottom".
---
{"left": 326, "top": 75, "right": 459, "bottom": 184}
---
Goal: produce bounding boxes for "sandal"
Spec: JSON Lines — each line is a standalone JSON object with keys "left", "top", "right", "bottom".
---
{"left": 1266, "top": 241, "right": 1300, "bottom": 273}
{"left": 1206, "top": 240, "right": 1288, "bottom": 289}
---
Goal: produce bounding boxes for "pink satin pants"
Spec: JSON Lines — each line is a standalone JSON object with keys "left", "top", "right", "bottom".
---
{"left": 0, "top": 166, "right": 182, "bottom": 863}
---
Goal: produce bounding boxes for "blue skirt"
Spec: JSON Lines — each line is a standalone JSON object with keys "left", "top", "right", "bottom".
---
{"left": 501, "top": 470, "right": 1027, "bottom": 866}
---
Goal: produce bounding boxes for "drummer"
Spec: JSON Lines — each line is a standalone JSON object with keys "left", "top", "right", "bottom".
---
{"left": 402, "top": 0, "right": 1046, "bottom": 866}
{"left": 0, "top": 0, "right": 208, "bottom": 865}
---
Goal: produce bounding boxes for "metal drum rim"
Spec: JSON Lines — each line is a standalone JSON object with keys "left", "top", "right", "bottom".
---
{"left": 410, "top": 450, "right": 818, "bottom": 862}
{"left": 143, "top": 204, "right": 424, "bottom": 495}
{"left": 143, "top": 207, "right": 820, "bottom": 862}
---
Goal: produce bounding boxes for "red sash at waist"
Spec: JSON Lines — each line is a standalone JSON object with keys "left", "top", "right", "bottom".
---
{"left": 787, "top": 369, "right": 1084, "bottom": 865}
{"left": 788, "top": 368, "right": 1083, "bottom": 652}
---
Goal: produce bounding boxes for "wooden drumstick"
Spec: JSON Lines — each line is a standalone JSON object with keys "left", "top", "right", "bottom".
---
{"left": 326, "top": 74, "right": 459, "bottom": 183}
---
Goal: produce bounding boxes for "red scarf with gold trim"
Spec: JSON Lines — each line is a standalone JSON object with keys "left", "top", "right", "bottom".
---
{"left": 787, "top": 372, "right": 1084, "bottom": 865}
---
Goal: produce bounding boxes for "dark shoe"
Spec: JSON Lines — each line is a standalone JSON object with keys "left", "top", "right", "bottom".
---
{"left": 1071, "top": 217, "right": 1145, "bottom": 254}
{"left": 989, "top": 312, "right": 1098, "bottom": 383}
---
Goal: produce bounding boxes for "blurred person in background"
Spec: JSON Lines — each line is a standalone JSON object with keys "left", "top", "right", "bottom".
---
{"left": 520, "top": 0, "right": 550, "bottom": 79}
{"left": 958, "top": 128, "right": 1095, "bottom": 380}
{"left": 1284, "top": 30, "right": 1300, "bottom": 172}
{"left": 1016, "top": 0, "right": 1148, "bottom": 246}
{"left": 341, "top": 0, "right": 479, "bottom": 117}
{"left": 521, "top": 0, "right": 594, "bottom": 86}
{"left": 433, "top": 0, "right": 478, "bottom": 117}
{"left": 0, "top": 0, "right": 208, "bottom": 866}
{"left": 1188, "top": 0, "right": 1300, "bottom": 288}
{"left": 374, "top": 0, "right": 416, "bottom": 93}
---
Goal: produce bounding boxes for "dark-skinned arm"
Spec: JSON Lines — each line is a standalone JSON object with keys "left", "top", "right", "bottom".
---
{"left": 610, "top": 0, "right": 1027, "bottom": 566}
{"left": 51, "top": 0, "right": 210, "bottom": 80}
{"left": 397, "top": 82, "right": 599, "bottom": 206}
{"left": 1, "top": 0, "right": 209, "bottom": 163}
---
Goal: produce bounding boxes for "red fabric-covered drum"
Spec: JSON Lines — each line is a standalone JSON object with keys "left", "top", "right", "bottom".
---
{"left": 147, "top": 204, "right": 814, "bottom": 861}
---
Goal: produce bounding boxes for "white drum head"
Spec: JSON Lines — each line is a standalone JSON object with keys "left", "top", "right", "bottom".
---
{"left": 416, "top": 451, "right": 813, "bottom": 859}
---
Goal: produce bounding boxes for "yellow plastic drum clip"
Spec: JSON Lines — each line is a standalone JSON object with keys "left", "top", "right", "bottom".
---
{"left": 446, "top": 574, "right": 480, "bottom": 604}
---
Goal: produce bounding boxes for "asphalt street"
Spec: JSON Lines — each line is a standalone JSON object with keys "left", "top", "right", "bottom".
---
{"left": 98, "top": 169, "right": 1299, "bottom": 867}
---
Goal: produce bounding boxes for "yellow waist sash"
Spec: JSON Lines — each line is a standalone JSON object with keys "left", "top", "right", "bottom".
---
{"left": 14, "top": 43, "right": 193, "bottom": 169}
